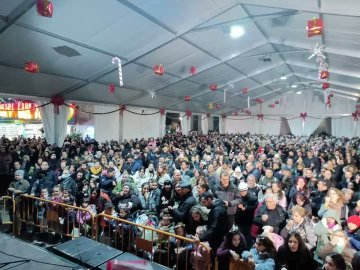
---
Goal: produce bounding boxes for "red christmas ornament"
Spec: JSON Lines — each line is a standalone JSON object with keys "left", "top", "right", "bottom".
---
{"left": 307, "top": 18, "right": 323, "bottom": 37}
{"left": 119, "top": 105, "right": 126, "bottom": 115}
{"left": 185, "top": 110, "right": 192, "bottom": 120}
{"left": 159, "top": 108, "right": 165, "bottom": 116}
{"left": 322, "top": 82, "right": 330, "bottom": 90}
{"left": 51, "top": 96, "right": 64, "bottom": 114}
{"left": 255, "top": 98, "right": 264, "bottom": 104}
{"left": 300, "top": 112, "right": 307, "bottom": 120}
{"left": 184, "top": 96, "right": 191, "bottom": 102}
{"left": 108, "top": 84, "right": 115, "bottom": 94}
{"left": 153, "top": 64, "right": 164, "bottom": 76}
{"left": 215, "top": 104, "right": 221, "bottom": 109}
{"left": 24, "top": 61, "right": 40, "bottom": 73}
{"left": 36, "top": 0, "right": 53, "bottom": 17}
{"left": 189, "top": 66, "right": 197, "bottom": 75}
{"left": 274, "top": 100, "right": 280, "bottom": 105}
{"left": 320, "top": 70, "right": 329, "bottom": 80}
{"left": 209, "top": 84, "right": 217, "bottom": 91}
{"left": 242, "top": 88, "right": 248, "bottom": 94}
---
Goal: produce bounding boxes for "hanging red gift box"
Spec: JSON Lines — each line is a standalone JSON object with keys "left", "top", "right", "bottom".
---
{"left": 242, "top": 88, "right": 248, "bottom": 94}
{"left": 153, "top": 64, "right": 164, "bottom": 76}
{"left": 184, "top": 95, "right": 191, "bottom": 101}
{"left": 274, "top": 100, "right": 280, "bottom": 105}
{"left": 320, "top": 70, "right": 329, "bottom": 80}
{"left": 322, "top": 82, "right": 330, "bottom": 90}
{"left": 36, "top": 0, "right": 53, "bottom": 17}
{"left": 24, "top": 61, "right": 40, "bottom": 73}
{"left": 307, "top": 18, "right": 323, "bottom": 37}
{"left": 209, "top": 84, "right": 217, "bottom": 91}
{"left": 185, "top": 110, "right": 192, "bottom": 119}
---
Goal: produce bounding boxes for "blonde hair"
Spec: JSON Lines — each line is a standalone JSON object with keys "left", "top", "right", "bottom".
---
{"left": 291, "top": 205, "right": 306, "bottom": 217}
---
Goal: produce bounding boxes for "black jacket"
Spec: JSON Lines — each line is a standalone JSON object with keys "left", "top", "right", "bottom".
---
{"left": 235, "top": 192, "right": 258, "bottom": 225}
{"left": 199, "top": 199, "right": 228, "bottom": 250}
{"left": 310, "top": 190, "right": 327, "bottom": 217}
{"left": 171, "top": 191, "right": 196, "bottom": 227}
{"left": 253, "top": 204, "right": 287, "bottom": 234}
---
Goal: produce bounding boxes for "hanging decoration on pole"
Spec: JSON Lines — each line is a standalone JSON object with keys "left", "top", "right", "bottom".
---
{"left": 184, "top": 95, "right": 191, "bottom": 102}
{"left": 24, "top": 61, "right": 40, "bottom": 73}
{"left": 112, "top": 57, "right": 124, "bottom": 86}
{"left": 185, "top": 110, "right": 192, "bottom": 120}
{"left": 322, "top": 82, "right": 330, "bottom": 90}
{"left": 300, "top": 112, "right": 307, "bottom": 120}
{"left": 319, "top": 70, "right": 329, "bottom": 80}
{"left": 51, "top": 96, "right": 64, "bottom": 115}
{"left": 307, "top": 17, "right": 323, "bottom": 37}
{"left": 36, "top": 0, "right": 53, "bottom": 17}
{"left": 119, "top": 105, "right": 126, "bottom": 116}
{"left": 189, "top": 66, "right": 197, "bottom": 75}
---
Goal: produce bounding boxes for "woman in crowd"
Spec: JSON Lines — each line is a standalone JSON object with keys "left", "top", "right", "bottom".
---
{"left": 275, "top": 232, "right": 317, "bottom": 270}
{"left": 271, "top": 180, "right": 287, "bottom": 210}
{"left": 280, "top": 205, "right": 317, "bottom": 251}
{"left": 287, "top": 192, "right": 312, "bottom": 217}
{"left": 217, "top": 230, "right": 247, "bottom": 270}
{"left": 324, "top": 252, "right": 347, "bottom": 270}
{"left": 318, "top": 187, "right": 349, "bottom": 221}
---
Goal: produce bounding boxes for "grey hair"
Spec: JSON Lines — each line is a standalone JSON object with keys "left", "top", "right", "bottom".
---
{"left": 264, "top": 193, "right": 278, "bottom": 203}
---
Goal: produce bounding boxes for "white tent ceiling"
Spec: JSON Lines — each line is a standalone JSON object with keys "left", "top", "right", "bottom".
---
{"left": 0, "top": 0, "right": 359, "bottom": 115}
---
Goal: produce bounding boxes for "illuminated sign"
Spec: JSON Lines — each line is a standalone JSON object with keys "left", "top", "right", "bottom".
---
{"left": 0, "top": 101, "right": 75, "bottom": 123}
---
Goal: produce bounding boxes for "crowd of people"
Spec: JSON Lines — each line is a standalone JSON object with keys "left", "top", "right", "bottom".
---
{"left": 1, "top": 132, "right": 360, "bottom": 270}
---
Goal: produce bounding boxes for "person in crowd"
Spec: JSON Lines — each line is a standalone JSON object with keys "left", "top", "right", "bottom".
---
{"left": 217, "top": 230, "right": 247, "bottom": 270}
{"left": 253, "top": 193, "right": 287, "bottom": 234}
{"left": 310, "top": 179, "right": 330, "bottom": 217}
{"left": 351, "top": 251, "right": 360, "bottom": 270}
{"left": 241, "top": 235, "right": 277, "bottom": 270}
{"left": 287, "top": 192, "right": 312, "bottom": 217}
{"left": 280, "top": 205, "right": 317, "bottom": 250}
{"left": 275, "top": 232, "right": 317, "bottom": 270}
{"left": 318, "top": 187, "right": 349, "bottom": 221}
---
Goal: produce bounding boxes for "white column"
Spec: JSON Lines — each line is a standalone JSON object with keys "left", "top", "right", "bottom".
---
{"left": 201, "top": 114, "right": 209, "bottom": 135}
{"left": 181, "top": 114, "right": 191, "bottom": 135}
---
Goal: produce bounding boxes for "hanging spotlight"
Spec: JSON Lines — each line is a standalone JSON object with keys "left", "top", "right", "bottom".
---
{"left": 280, "top": 75, "right": 287, "bottom": 80}
{"left": 296, "top": 91, "right": 302, "bottom": 95}
{"left": 230, "top": 25, "right": 245, "bottom": 38}
{"left": 291, "top": 84, "right": 298, "bottom": 88}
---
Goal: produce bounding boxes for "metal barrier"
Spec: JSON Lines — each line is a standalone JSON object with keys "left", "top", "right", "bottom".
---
{"left": 19, "top": 195, "right": 96, "bottom": 239}
{"left": 0, "top": 196, "right": 15, "bottom": 234}
{"left": 96, "top": 213, "right": 211, "bottom": 270}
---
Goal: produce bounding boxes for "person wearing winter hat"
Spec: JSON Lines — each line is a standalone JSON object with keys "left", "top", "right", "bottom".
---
{"left": 236, "top": 181, "right": 258, "bottom": 247}
{"left": 347, "top": 215, "right": 360, "bottom": 251}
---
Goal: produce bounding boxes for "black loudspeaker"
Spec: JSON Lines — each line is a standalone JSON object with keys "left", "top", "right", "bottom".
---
{"left": 53, "top": 237, "right": 123, "bottom": 268}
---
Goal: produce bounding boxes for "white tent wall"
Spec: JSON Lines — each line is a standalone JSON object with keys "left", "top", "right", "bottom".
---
{"left": 224, "top": 91, "right": 358, "bottom": 137}
{"left": 122, "top": 106, "right": 161, "bottom": 141}
{"left": 201, "top": 114, "right": 209, "bottom": 135}
{"left": 94, "top": 104, "right": 120, "bottom": 143}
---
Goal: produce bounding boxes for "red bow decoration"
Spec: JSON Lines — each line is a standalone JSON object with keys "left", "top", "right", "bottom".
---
{"left": 159, "top": 108, "right": 165, "bottom": 116}
{"left": 51, "top": 96, "right": 64, "bottom": 114}
{"left": 120, "top": 105, "right": 126, "bottom": 115}
{"left": 185, "top": 110, "right": 192, "bottom": 120}
{"left": 300, "top": 112, "right": 307, "bottom": 120}
{"left": 24, "top": 61, "right": 40, "bottom": 73}
{"left": 319, "top": 70, "right": 329, "bottom": 80}
{"left": 189, "top": 66, "right": 197, "bottom": 75}
{"left": 232, "top": 111, "right": 238, "bottom": 116}
{"left": 36, "top": 0, "right": 53, "bottom": 17}
{"left": 352, "top": 112, "right": 359, "bottom": 121}
{"left": 242, "top": 88, "right": 248, "bottom": 94}
{"left": 108, "top": 84, "right": 115, "bottom": 94}
{"left": 255, "top": 98, "right": 264, "bottom": 104}
{"left": 274, "top": 100, "right": 280, "bottom": 105}
{"left": 184, "top": 95, "right": 191, "bottom": 101}
{"left": 322, "top": 82, "right": 330, "bottom": 90}
{"left": 257, "top": 114, "right": 264, "bottom": 120}
{"left": 307, "top": 18, "right": 323, "bottom": 37}
{"left": 209, "top": 84, "right": 217, "bottom": 91}
{"left": 215, "top": 104, "right": 221, "bottom": 109}
{"left": 206, "top": 113, "right": 210, "bottom": 118}
{"left": 153, "top": 64, "right": 164, "bottom": 76}
{"left": 221, "top": 113, "right": 227, "bottom": 119}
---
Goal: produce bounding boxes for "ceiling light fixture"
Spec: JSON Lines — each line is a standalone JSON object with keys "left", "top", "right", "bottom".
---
{"left": 296, "top": 91, "right": 302, "bottom": 95}
{"left": 291, "top": 84, "right": 298, "bottom": 88}
{"left": 230, "top": 25, "right": 245, "bottom": 38}
{"left": 280, "top": 75, "right": 287, "bottom": 80}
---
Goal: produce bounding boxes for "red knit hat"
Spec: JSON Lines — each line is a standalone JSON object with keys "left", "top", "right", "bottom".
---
{"left": 347, "top": 215, "right": 360, "bottom": 227}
